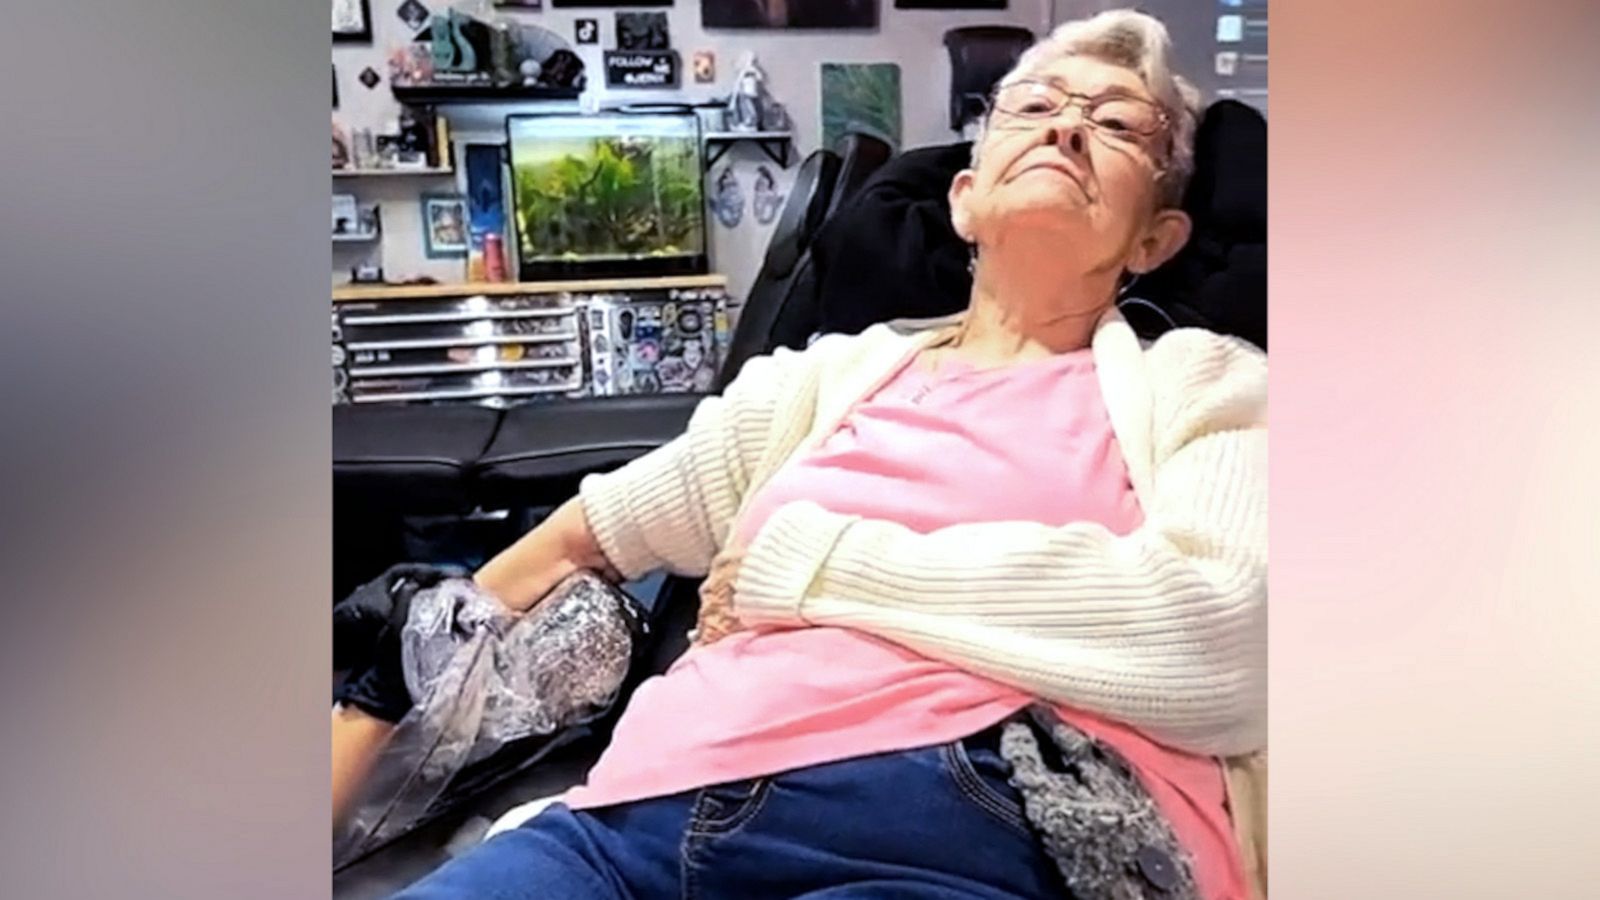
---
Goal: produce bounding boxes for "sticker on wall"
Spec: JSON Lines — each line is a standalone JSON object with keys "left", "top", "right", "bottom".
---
{"left": 709, "top": 167, "right": 744, "bottom": 228}
{"left": 603, "top": 50, "right": 679, "bottom": 89}
{"left": 587, "top": 297, "right": 721, "bottom": 396}
{"left": 692, "top": 50, "right": 715, "bottom": 83}
{"left": 396, "top": 0, "right": 430, "bottom": 31}
{"left": 574, "top": 18, "right": 599, "bottom": 44}
{"left": 616, "top": 11, "right": 669, "bottom": 50}
{"left": 358, "top": 66, "right": 382, "bottom": 90}
{"left": 820, "top": 62, "right": 902, "bottom": 152}
{"left": 752, "top": 165, "right": 784, "bottom": 225}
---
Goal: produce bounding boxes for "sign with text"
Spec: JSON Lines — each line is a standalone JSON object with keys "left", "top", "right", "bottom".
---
{"left": 603, "top": 50, "right": 679, "bottom": 89}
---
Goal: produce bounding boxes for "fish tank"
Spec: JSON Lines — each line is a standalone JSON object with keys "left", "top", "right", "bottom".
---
{"left": 506, "top": 111, "right": 707, "bottom": 280}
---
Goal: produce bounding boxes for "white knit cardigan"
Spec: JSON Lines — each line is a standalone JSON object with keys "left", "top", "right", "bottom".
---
{"left": 580, "top": 309, "right": 1266, "bottom": 759}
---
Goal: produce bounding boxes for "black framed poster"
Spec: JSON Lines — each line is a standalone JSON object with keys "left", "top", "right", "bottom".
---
{"left": 332, "top": 0, "right": 373, "bottom": 43}
{"left": 896, "top": 0, "right": 1004, "bottom": 7}
{"left": 705, "top": 0, "right": 876, "bottom": 28}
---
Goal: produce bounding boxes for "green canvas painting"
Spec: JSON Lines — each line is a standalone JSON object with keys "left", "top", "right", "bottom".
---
{"left": 821, "top": 63, "right": 902, "bottom": 153}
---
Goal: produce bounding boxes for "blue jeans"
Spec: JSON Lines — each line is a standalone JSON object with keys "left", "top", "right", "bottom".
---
{"left": 393, "top": 730, "right": 1067, "bottom": 899}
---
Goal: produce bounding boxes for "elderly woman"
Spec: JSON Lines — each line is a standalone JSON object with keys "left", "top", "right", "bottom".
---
{"left": 347, "top": 9, "right": 1265, "bottom": 899}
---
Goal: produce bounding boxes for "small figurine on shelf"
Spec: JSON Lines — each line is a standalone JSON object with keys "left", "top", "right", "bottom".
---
{"left": 389, "top": 43, "right": 435, "bottom": 88}
{"left": 763, "top": 101, "right": 791, "bottom": 132}
{"left": 398, "top": 107, "right": 431, "bottom": 163}
{"left": 727, "top": 52, "right": 778, "bottom": 132}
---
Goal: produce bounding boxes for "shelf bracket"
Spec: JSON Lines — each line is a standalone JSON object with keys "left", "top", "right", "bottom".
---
{"left": 702, "top": 135, "right": 792, "bottom": 172}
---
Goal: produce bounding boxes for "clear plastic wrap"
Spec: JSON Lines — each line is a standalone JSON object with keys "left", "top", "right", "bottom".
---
{"left": 334, "top": 570, "right": 644, "bottom": 866}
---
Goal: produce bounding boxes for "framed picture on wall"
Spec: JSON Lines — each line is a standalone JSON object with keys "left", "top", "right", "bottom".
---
{"left": 704, "top": 0, "right": 877, "bottom": 28}
{"left": 895, "top": 0, "right": 1004, "bottom": 8}
{"left": 332, "top": 0, "right": 372, "bottom": 43}
{"left": 821, "top": 62, "right": 902, "bottom": 151}
{"left": 421, "top": 193, "right": 470, "bottom": 258}
{"left": 553, "top": 0, "right": 670, "bottom": 8}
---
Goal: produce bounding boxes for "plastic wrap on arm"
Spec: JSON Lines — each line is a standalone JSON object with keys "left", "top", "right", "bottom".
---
{"left": 334, "top": 570, "right": 645, "bottom": 866}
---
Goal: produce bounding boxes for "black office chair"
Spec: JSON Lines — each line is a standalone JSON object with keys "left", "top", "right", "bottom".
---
{"left": 1132, "top": 100, "right": 1267, "bottom": 349}
{"left": 944, "top": 26, "right": 1036, "bottom": 133}
{"left": 759, "top": 133, "right": 894, "bottom": 355}
{"left": 824, "top": 132, "right": 895, "bottom": 219}
{"left": 717, "top": 131, "right": 897, "bottom": 390}
{"left": 800, "top": 100, "right": 1269, "bottom": 350}
{"left": 715, "top": 148, "right": 840, "bottom": 390}
{"left": 333, "top": 104, "right": 1267, "bottom": 895}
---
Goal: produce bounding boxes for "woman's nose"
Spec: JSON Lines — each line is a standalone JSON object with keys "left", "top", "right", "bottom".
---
{"left": 1042, "top": 121, "right": 1090, "bottom": 157}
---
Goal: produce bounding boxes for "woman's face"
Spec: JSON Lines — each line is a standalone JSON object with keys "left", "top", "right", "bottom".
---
{"left": 950, "top": 54, "right": 1190, "bottom": 281}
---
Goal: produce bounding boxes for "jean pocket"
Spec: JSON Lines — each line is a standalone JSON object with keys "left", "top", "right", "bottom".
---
{"left": 940, "top": 738, "right": 1033, "bottom": 839}
{"left": 687, "top": 777, "right": 773, "bottom": 835}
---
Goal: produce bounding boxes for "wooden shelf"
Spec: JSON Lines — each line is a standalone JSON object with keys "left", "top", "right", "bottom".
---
{"left": 333, "top": 167, "right": 455, "bottom": 178}
{"left": 332, "top": 274, "right": 729, "bottom": 303}
{"left": 391, "top": 84, "right": 582, "bottom": 105}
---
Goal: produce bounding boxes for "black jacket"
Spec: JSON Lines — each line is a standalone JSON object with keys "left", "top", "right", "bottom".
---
{"left": 808, "top": 142, "right": 975, "bottom": 337}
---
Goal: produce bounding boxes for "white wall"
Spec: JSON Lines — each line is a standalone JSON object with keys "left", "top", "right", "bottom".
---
{"left": 333, "top": 0, "right": 1051, "bottom": 299}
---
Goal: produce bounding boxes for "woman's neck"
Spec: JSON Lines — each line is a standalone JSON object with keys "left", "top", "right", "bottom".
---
{"left": 944, "top": 257, "right": 1118, "bottom": 366}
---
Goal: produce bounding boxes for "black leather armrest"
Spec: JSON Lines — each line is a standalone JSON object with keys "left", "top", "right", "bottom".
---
{"left": 333, "top": 405, "right": 504, "bottom": 513}
{"left": 474, "top": 394, "right": 703, "bottom": 508}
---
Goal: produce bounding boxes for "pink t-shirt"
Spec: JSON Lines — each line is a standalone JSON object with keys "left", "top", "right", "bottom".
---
{"left": 566, "top": 350, "right": 1246, "bottom": 899}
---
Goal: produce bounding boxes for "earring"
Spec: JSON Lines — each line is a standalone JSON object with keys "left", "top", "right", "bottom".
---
{"left": 1117, "top": 271, "right": 1142, "bottom": 299}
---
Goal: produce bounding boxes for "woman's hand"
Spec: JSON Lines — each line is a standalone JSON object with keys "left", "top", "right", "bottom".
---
{"left": 693, "top": 545, "right": 745, "bottom": 645}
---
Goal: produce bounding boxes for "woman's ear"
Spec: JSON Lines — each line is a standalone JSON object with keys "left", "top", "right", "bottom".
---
{"left": 947, "top": 169, "right": 977, "bottom": 243}
{"left": 1128, "top": 208, "right": 1192, "bottom": 275}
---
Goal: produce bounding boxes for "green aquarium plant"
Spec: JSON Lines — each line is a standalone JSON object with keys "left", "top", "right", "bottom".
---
{"left": 512, "top": 133, "right": 702, "bottom": 262}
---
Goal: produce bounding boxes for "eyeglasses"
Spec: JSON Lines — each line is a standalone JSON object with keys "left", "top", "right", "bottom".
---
{"left": 988, "top": 79, "right": 1170, "bottom": 143}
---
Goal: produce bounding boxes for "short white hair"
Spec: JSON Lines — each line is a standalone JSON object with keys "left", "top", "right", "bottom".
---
{"left": 972, "top": 9, "right": 1203, "bottom": 208}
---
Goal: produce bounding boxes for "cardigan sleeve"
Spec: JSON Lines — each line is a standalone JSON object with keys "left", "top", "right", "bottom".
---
{"left": 733, "top": 332, "right": 1268, "bottom": 757}
{"left": 577, "top": 340, "right": 824, "bottom": 581}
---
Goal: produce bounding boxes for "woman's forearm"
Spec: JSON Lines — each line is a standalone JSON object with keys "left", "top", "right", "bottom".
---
{"left": 332, "top": 704, "right": 396, "bottom": 826}
{"left": 474, "top": 496, "right": 616, "bottom": 612}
